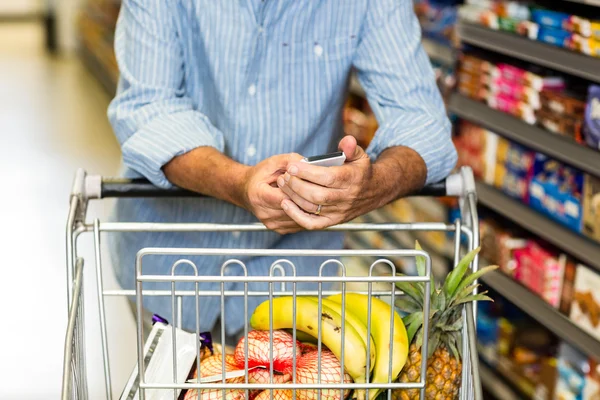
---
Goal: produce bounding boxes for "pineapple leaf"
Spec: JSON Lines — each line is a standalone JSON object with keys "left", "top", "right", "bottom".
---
{"left": 437, "top": 318, "right": 463, "bottom": 332}
{"left": 394, "top": 296, "right": 421, "bottom": 312}
{"left": 415, "top": 241, "right": 435, "bottom": 295}
{"left": 395, "top": 276, "right": 425, "bottom": 306}
{"left": 448, "top": 338, "right": 461, "bottom": 361}
{"left": 452, "top": 283, "right": 481, "bottom": 306}
{"left": 452, "top": 265, "right": 499, "bottom": 302}
{"left": 443, "top": 247, "right": 481, "bottom": 298}
{"left": 428, "top": 331, "right": 441, "bottom": 358}
{"left": 451, "top": 330, "right": 463, "bottom": 353}
{"left": 437, "top": 289, "right": 447, "bottom": 311}
{"left": 452, "top": 292, "right": 493, "bottom": 307}
{"left": 404, "top": 312, "right": 424, "bottom": 344}
{"left": 415, "top": 326, "right": 424, "bottom": 349}
{"left": 402, "top": 311, "right": 423, "bottom": 327}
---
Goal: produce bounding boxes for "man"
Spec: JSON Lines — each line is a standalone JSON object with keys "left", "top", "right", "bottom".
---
{"left": 107, "top": 0, "right": 456, "bottom": 344}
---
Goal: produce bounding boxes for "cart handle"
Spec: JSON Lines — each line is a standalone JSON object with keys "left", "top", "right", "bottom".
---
{"left": 79, "top": 167, "right": 474, "bottom": 200}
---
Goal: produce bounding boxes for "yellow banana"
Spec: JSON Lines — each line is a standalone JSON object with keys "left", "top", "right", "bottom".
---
{"left": 283, "top": 329, "right": 319, "bottom": 344}
{"left": 305, "top": 297, "right": 376, "bottom": 371}
{"left": 250, "top": 297, "right": 374, "bottom": 398}
{"left": 328, "top": 293, "right": 408, "bottom": 400}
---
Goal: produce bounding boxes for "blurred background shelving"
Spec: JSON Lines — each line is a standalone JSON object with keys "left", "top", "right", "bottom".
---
{"left": 345, "top": 0, "right": 600, "bottom": 398}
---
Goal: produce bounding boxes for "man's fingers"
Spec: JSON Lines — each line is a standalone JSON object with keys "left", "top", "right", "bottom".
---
{"left": 278, "top": 179, "right": 320, "bottom": 214}
{"left": 285, "top": 162, "right": 342, "bottom": 188}
{"left": 338, "top": 135, "right": 367, "bottom": 162}
{"left": 281, "top": 199, "right": 326, "bottom": 230}
{"left": 261, "top": 183, "right": 289, "bottom": 209}
{"left": 278, "top": 175, "right": 338, "bottom": 205}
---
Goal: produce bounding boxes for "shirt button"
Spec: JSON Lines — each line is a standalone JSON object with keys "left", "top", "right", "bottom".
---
{"left": 248, "top": 84, "right": 257, "bottom": 96}
{"left": 314, "top": 44, "right": 324, "bottom": 57}
{"left": 246, "top": 145, "right": 257, "bottom": 157}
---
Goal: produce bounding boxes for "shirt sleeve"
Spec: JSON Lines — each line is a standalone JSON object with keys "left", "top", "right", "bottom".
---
{"left": 107, "top": 0, "right": 225, "bottom": 188}
{"left": 353, "top": 0, "right": 457, "bottom": 185}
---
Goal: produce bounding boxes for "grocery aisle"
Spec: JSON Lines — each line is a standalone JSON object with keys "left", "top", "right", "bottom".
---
{"left": 0, "top": 21, "right": 135, "bottom": 399}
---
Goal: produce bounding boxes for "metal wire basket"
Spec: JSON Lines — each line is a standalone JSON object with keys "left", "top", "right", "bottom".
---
{"left": 62, "top": 166, "right": 482, "bottom": 400}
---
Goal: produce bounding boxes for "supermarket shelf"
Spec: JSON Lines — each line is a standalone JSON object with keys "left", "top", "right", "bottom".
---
{"left": 563, "top": 0, "right": 600, "bottom": 5}
{"left": 479, "top": 361, "right": 526, "bottom": 400}
{"left": 481, "top": 269, "right": 600, "bottom": 359}
{"left": 476, "top": 183, "right": 600, "bottom": 272}
{"left": 448, "top": 94, "right": 600, "bottom": 177}
{"left": 458, "top": 22, "right": 600, "bottom": 83}
{"left": 422, "top": 38, "right": 456, "bottom": 66}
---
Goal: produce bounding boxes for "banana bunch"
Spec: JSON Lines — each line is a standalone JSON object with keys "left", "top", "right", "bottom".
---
{"left": 249, "top": 294, "right": 409, "bottom": 400}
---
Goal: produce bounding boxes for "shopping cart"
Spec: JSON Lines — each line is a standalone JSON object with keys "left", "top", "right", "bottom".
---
{"left": 62, "top": 166, "right": 482, "bottom": 400}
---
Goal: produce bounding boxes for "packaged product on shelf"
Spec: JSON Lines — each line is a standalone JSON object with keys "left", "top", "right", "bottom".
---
{"left": 499, "top": 142, "right": 536, "bottom": 202}
{"left": 536, "top": 108, "right": 584, "bottom": 143}
{"left": 414, "top": 0, "right": 461, "bottom": 46}
{"left": 458, "top": 80, "right": 486, "bottom": 100}
{"left": 529, "top": 154, "right": 584, "bottom": 232}
{"left": 540, "top": 89, "right": 587, "bottom": 117}
{"left": 569, "top": 16, "right": 600, "bottom": 40}
{"left": 465, "top": 0, "right": 531, "bottom": 21}
{"left": 583, "top": 174, "right": 600, "bottom": 242}
{"left": 536, "top": 26, "right": 574, "bottom": 49}
{"left": 458, "top": 53, "right": 493, "bottom": 75}
{"left": 552, "top": 342, "right": 600, "bottom": 399}
{"left": 531, "top": 8, "right": 571, "bottom": 31}
{"left": 454, "top": 121, "right": 500, "bottom": 184}
{"left": 583, "top": 85, "right": 600, "bottom": 150}
{"left": 559, "top": 259, "right": 577, "bottom": 316}
{"left": 487, "top": 92, "right": 537, "bottom": 124}
{"left": 513, "top": 242, "right": 567, "bottom": 308}
{"left": 553, "top": 342, "right": 588, "bottom": 400}
{"left": 479, "top": 218, "right": 527, "bottom": 276}
{"left": 489, "top": 63, "right": 565, "bottom": 92}
{"left": 485, "top": 76, "right": 541, "bottom": 109}
{"left": 497, "top": 318, "right": 558, "bottom": 397}
{"left": 476, "top": 300, "right": 500, "bottom": 365}
{"left": 584, "top": 359, "right": 600, "bottom": 399}
{"left": 458, "top": 4, "right": 499, "bottom": 30}
{"left": 571, "top": 34, "right": 600, "bottom": 58}
{"left": 570, "top": 264, "right": 600, "bottom": 342}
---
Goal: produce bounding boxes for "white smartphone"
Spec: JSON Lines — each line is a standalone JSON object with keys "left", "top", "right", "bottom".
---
{"left": 301, "top": 151, "right": 347, "bottom": 167}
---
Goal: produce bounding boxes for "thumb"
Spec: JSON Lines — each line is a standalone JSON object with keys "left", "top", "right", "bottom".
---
{"left": 338, "top": 135, "right": 366, "bottom": 162}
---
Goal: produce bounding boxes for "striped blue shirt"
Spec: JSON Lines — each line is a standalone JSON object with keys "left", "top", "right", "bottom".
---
{"left": 107, "top": 0, "right": 456, "bottom": 335}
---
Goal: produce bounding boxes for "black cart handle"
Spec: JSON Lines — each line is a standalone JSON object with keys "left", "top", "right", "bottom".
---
{"left": 76, "top": 168, "right": 473, "bottom": 200}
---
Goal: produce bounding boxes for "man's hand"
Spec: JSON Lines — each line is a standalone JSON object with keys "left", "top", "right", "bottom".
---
{"left": 277, "top": 136, "right": 427, "bottom": 230}
{"left": 163, "top": 147, "right": 305, "bottom": 234}
{"left": 242, "top": 153, "right": 306, "bottom": 234}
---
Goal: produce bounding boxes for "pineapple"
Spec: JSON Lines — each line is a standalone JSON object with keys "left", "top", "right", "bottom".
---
{"left": 391, "top": 243, "right": 497, "bottom": 400}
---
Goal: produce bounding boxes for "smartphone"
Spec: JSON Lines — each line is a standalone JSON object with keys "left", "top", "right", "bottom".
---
{"left": 301, "top": 151, "right": 346, "bottom": 167}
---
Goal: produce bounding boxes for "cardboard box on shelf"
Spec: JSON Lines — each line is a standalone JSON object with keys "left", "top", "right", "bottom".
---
{"left": 529, "top": 154, "right": 584, "bottom": 232}
{"left": 498, "top": 142, "right": 535, "bottom": 202}
{"left": 553, "top": 342, "right": 588, "bottom": 400}
{"left": 570, "top": 264, "right": 600, "bottom": 342}
{"left": 513, "top": 242, "right": 567, "bottom": 309}
{"left": 583, "top": 85, "right": 600, "bottom": 150}
{"left": 559, "top": 259, "right": 577, "bottom": 317}
{"left": 583, "top": 174, "right": 600, "bottom": 243}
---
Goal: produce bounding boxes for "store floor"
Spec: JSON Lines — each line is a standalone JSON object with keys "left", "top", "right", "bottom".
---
{"left": 0, "top": 22, "right": 137, "bottom": 399}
